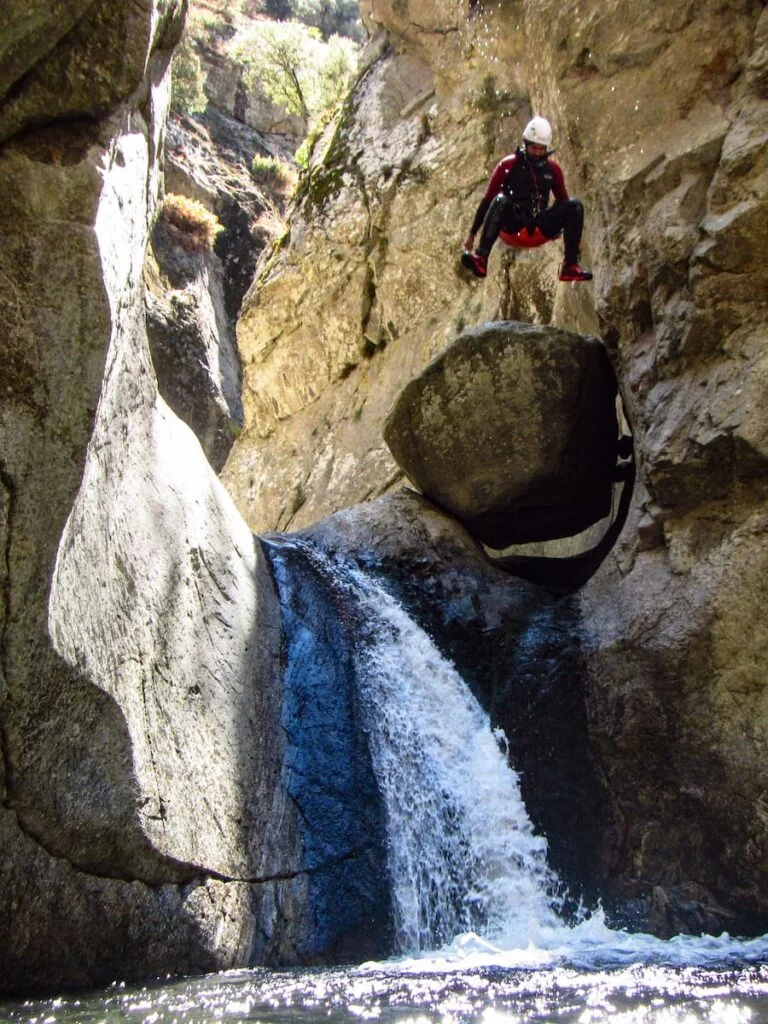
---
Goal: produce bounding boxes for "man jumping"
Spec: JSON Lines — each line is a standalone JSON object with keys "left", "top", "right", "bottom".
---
{"left": 461, "top": 115, "right": 593, "bottom": 283}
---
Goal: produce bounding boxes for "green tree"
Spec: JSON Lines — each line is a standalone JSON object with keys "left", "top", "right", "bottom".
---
{"left": 233, "top": 20, "right": 357, "bottom": 127}
{"left": 292, "top": 0, "right": 365, "bottom": 42}
{"left": 317, "top": 33, "right": 358, "bottom": 109}
{"left": 170, "top": 35, "right": 208, "bottom": 115}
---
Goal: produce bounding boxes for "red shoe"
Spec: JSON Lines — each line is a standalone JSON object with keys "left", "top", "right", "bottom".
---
{"left": 559, "top": 262, "right": 593, "bottom": 282}
{"left": 461, "top": 251, "right": 487, "bottom": 278}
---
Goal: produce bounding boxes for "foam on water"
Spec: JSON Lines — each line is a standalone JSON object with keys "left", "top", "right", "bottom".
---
{"left": 393, "top": 914, "right": 768, "bottom": 975}
{"left": 308, "top": 544, "right": 768, "bottom": 973}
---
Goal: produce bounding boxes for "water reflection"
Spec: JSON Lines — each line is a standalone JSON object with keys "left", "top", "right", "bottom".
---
{"left": 5, "top": 955, "right": 768, "bottom": 1024}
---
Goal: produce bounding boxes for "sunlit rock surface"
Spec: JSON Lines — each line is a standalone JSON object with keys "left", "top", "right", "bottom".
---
{"left": 0, "top": 0, "right": 305, "bottom": 996}
{"left": 221, "top": 1, "right": 595, "bottom": 533}
{"left": 147, "top": 84, "right": 295, "bottom": 472}
{"left": 225, "top": 0, "right": 768, "bottom": 934}
{"left": 163, "top": 108, "right": 282, "bottom": 323}
{"left": 146, "top": 215, "right": 244, "bottom": 472}
{"left": 195, "top": 19, "right": 305, "bottom": 151}
{"left": 2, "top": 0, "right": 768, "bottom": 993}
{"left": 384, "top": 321, "right": 619, "bottom": 546}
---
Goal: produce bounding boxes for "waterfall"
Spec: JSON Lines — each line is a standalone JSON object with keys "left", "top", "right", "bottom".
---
{"left": 350, "top": 562, "right": 561, "bottom": 953}
{"left": 266, "top": 537, "right": 562, "bottom": 957}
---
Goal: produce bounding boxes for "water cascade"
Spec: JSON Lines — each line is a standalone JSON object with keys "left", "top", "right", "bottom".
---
{"left": 264, "top": 536, "right": 563, "bottom": 955}
{"left": 8, "top": 535, "right": 768, "bottom": 1023}
{"left": 262, "top": 536, "right": 768, "bottom": 972}
{"left": 352, "top": 560, "right": 561, "bottom": 952}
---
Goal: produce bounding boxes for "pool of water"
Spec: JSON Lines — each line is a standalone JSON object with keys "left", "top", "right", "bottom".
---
{"left": 8, "top": 546, "right": 768, "bottom": 1024}
{"left": 5, "top": 931, "right": 768, "bottom": 1024}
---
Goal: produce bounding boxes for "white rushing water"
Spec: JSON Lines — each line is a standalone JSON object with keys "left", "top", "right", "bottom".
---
{"left": 351, "top": 567, "right": 560, "bottom": 953}
{"left": 325, "top": 550, "right": 768, "bottom": 973}
{"left": 6, "top": 543, "right": 768, "bottom": 1023}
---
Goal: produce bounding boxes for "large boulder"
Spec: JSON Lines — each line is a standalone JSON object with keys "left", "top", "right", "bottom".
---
{"left": 383, "top": 322, "right": 619, "bottom": 548}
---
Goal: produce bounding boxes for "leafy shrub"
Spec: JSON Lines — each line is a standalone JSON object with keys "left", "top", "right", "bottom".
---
{"left": 191, "top": 0, "right": 248, "bottom": 22}
{"left": 170, "top": 36, "right": 208, "bottom": 115}
{"left": 160, "top": 194, "right": 224, "bottom": 252}
{"left": 294, "top": 121, "right": 323, "bottom": 168}
{"left": 292, "top": 0, "right": 365, "bottom": 42}
{"left": 251, "top": 154, "right": 297, "bottom": 192}
{"left": 475, "top": 74, "right": 515, "bottom": 158}
{"left": 258, "top": 0, "right": 363, "bottom": 38}
{"left": 318, "top": 33, "right": 359, "bottom": 107}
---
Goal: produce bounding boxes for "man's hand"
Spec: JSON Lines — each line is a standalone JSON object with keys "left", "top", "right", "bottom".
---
{"left": 463, "top": 232, "right": 475, "bottom": 251}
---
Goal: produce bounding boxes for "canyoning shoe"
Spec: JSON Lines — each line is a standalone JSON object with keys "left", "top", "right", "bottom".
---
{"left": 559, "top": 262, "right": 593, "bottom": 282}
{"left": 461, "top": 251, "right": 487, "bottom": 278}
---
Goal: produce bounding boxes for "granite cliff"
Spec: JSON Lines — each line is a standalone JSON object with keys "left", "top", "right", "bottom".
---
{"left": 223, "top": 0, "right": 768, "bottom": 934}
{"left": 1, "top": 0, "right": 350, "bottom": 994}
{"left": 1, "top": 0, "right": 768, "bottom": 998}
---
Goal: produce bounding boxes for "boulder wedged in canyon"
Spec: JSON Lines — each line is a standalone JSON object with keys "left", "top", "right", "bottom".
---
{"left": 383, "top": 321, "right": 620, "bottom": 547}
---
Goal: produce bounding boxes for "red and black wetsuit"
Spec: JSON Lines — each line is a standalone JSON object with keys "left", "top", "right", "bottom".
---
{"left": 470, "top": 146, "right": 585, "bottom": 263}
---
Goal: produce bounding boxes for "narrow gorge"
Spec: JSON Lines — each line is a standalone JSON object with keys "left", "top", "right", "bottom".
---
{"left": 1, "top": 0, "right": 767, "bottom": 998}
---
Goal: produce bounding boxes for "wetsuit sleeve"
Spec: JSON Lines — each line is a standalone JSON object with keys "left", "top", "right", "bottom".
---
{"left": 469, "top": 156, "right": 515, "bottom": 234}
{"left": 550, "top": 160, "right": 569, "bottom": 203}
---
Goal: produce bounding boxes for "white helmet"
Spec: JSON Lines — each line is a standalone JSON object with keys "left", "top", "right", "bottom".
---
{"left": 523, "top": 116, "right": 553, "bottom": 147}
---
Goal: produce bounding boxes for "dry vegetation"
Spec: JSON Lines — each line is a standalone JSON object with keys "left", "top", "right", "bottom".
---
{"left": 160, "top": 193, "right": 224, "bottom": 252}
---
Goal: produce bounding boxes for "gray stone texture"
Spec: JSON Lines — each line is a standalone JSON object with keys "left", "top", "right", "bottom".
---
{"left": 383, "top": 321, "right": 619, "bottom": 546}
{"left": 0, "top": 0, "right": 299, "bottom": 995}
{"left": 224, "top": 0, "right": 768, "bottom": 939}
{"left": 2, "top": 0, "right": 768, "bottom": 995}
{"left": 146, "top": 217, "right": 244, "bottom": 473}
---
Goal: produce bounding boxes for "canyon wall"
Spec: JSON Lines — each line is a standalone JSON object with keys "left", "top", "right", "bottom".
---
{"left": 223, "top": 0, "right": 768, "bottom": 933}
{"left": 2, "top": 0, "right": 319, "bottom": 994}
{"left": 2, "top": 0, "right": 768, "bottom": 996}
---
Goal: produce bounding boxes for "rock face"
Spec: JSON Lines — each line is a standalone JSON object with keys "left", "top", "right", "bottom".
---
{"left": 196, "top": 25, "right": 305, "bottom": 151}
{"left": 0, "top": 0, "right": 182, "bottom": 144}
{"left": 0, "top": 0, "right": 357, "bottom": 996}
{"left": 221, "top": 2, "right": 596, "bottom": 533}
{"left": 0, "top": 0, "right": 266, "bottom": 991}
{"left": 164, "top": 107, "right": 288, "bottom": 323}
{"left": 146, "top": 215, "right": 244, "bottom": 472}
{"left": 146, "top": 63, "right": 297, "bottom": 472}
{"left": 3, "top": 0, "right": 768, "bottom": 995}
{"left": 223, "top": 0, "right": 768, "bottom": 936}
{"left": 384, "top": 321, "right": 619, "bottom": 547}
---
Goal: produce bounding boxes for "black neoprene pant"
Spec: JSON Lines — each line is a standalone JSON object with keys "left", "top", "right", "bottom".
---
{"left": 477, "top": 195, "right": 585, "bottom": 263}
